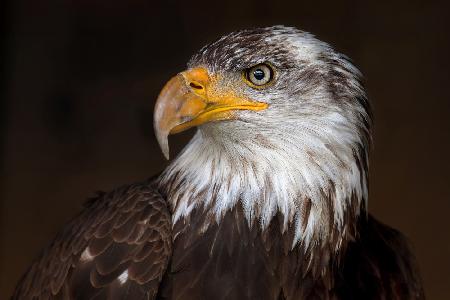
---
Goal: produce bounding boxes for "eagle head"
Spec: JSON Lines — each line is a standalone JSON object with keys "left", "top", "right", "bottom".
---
{"left": 154, "top": 26, "right": 372, "bottom": 247}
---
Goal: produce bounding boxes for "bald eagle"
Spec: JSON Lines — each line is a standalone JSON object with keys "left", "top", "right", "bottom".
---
{"left": 13, "top": 26, "right": 424, "bottom": 300}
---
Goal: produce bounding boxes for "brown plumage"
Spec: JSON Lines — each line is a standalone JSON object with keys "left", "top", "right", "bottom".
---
{"left": 13, "top": 181, "right": 424, "bottom": 299}
{"left": 12, "top": 26, "right": 424, "bottom": 299}
{"left": 13, "top": 183, "right": 172, "bottom": 299}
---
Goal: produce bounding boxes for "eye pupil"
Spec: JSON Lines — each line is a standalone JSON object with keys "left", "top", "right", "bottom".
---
{"left": 253, "top": 69, "right": 265, "bottom": 80}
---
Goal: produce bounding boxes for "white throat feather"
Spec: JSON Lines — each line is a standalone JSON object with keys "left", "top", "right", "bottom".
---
{"left": 158, "top": 110, "right": 369, "bottom": 248}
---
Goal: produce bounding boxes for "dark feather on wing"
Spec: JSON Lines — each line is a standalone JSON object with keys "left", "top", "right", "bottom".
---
{"left": 12, "top": 182, "right": 172, "bottom": 300}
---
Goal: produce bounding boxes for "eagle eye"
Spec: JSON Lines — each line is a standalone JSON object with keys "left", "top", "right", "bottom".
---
{"left": 244, "top": 63, "right": 274, "bottom": 87}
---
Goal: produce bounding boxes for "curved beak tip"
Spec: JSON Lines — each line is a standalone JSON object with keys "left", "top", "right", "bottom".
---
{"left": 155, "top": 130, "right": 170, "bottom": 160}
{"left": 161, "top": 142, "right": 170, "bottom": 160}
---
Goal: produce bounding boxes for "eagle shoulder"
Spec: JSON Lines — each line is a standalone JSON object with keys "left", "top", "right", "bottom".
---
{"left": 12, "top": 181, "right": 172, "bottom": 300}
{"left": 336, "top": 214, "right": 425, "bottom": 299}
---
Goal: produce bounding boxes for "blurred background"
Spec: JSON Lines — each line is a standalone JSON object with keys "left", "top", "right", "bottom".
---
{"left": 1, "top": 0, "right": 449, "bottom": 298}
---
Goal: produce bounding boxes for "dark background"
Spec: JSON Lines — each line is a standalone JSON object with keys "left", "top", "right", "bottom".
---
{"left": 1, "top": 0, "right": 449, "bottom": 298}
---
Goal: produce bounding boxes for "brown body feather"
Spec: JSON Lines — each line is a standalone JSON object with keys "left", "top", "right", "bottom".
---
{"left": 12, "top": 182, "right": 172, "bottom": 300}
{"left": 12, "top": 181, "right": 424, "bottom": 299}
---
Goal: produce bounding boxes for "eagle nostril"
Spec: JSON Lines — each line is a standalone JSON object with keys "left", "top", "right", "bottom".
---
{"left": 189, "top": 82, "right": 204, "bottom": 90}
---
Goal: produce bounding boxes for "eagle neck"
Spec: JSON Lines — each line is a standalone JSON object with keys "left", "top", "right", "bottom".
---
{"left": 157, "top": 121, "right": 368, "bottom": 250}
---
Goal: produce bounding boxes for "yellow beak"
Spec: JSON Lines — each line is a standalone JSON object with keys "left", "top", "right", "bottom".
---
{"left": 154, "top": 67, "right": 268, "bottom": 159}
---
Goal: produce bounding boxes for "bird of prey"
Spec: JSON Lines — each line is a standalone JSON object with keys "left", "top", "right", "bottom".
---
{"left": 13, "top": 26, "right": 424, "bottom": 299}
